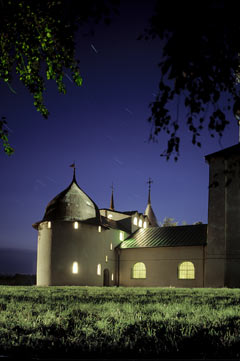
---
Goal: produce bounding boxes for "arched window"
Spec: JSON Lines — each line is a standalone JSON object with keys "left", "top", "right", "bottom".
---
{"left": 72, "top": 262, "right": 78, "bottom": 274}
{"left": 178, "top": 261, "right": 195, "bottom": 279}
{"left": 74, "top": 221, "right": 79, "bottom": 229}
{"left": 132, "top": 262, "right": 146, "bottom": 279}
{"left": 97, "top": 264, "right": 101, "bottom": 276}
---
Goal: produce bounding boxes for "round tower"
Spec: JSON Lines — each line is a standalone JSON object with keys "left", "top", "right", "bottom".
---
{"left": 33, "top": 169, "right": 103, "bottom": 286}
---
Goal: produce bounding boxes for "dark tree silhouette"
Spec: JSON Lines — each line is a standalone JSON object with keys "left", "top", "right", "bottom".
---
{"left": 0, "top": 0, "right": 118, "bottom": 155}
{"left": 1, "top": 1, "right": 240, "bottom": 158}
{"left": 141, "top": 0, "right": 240, "bottom": 159}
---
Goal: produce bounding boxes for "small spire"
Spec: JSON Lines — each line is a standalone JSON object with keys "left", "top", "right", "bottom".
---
{"left": 110, "top": 183, "right": 115, "bottom": 210}
{"left": 70, "top": 162, "right": 76, "bottom": 182}
{"left": 144, "top": 178, "right": 158, "bottom": 227}
{"left": 147, "top": 177, "right": 153, "bottom": 204}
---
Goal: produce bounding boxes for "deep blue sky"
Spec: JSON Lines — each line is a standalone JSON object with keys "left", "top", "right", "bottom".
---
{"left": 0, "top": 0, "right": 238, "bottom": 255}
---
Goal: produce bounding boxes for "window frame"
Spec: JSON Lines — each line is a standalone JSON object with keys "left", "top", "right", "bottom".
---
{"left": 178, "top": 261, "right": 195, "bottom": 280}
{"left": 132, "top": 262, "right": 146, "bottom": 279}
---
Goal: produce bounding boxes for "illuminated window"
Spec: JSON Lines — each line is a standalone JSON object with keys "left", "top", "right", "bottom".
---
{"left": 108, "top": 214, "right": 113, "bottom": 219}
{"left": 110, "top": 243, "right": 113, "bottom": 250}
{"left": 139, "top": 219, "right": 143, "bottom": 227}
{"left": 132, "top": 262, "right": 146, "bottom": 279}
{"left": 47, "top": 221, "right": 51, "bottom": 229}
{"left": 178, "top": 262, "right": 195, "bottom": 279}
{"left": 133, "top": 217, "right": 138, "bottom": 225}
{"left": 98, "top": 226, "right": 102, "bottom": 233}
{"left": 111, "top": 273, "right": 114, "bottom": 281}
{"left": 120, "top": 231, "right": 124, "bottom": 241}
{"left": 74, "top": 221, "right": 79, "bottom": 229}
{"left": 97, "top": 264, "right": 101, "bottom": 276}
{"left": 105, "top": 255, "right": 108, "bottom": 262}
{"left": 143, "top": 221, "right": 147, "bottom": 229}
{"left": 72, "top": 262, "right": 78, "bottom": 274}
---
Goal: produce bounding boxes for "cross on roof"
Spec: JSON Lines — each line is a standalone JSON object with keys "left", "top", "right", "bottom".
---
{"left": 147, "top": 178, "right": 153, "bottom": 204}
{"left": 147, "top": 177, "right": 153, "bottom": 190}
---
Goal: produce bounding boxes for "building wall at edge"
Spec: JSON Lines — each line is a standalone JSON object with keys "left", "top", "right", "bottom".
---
{"left": 119, "top": 246, "right": 204, "bottom": 287}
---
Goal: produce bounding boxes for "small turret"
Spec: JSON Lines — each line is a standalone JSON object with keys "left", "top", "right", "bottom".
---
{"left": 144, "top": 178, "right": 158, "bottom": 227}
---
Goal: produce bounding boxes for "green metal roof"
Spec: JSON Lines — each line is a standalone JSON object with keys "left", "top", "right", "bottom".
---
{"left": 120, "top": 224, "right": 207, "bottom": 249}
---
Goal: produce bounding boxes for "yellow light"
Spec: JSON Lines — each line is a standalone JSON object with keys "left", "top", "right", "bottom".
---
{"left": 143, "top": 221, "right": 147, "bottom": 229}
{"left": 132, "top": 262, "right": 146, "bottom": 279}
{"left": 111, "top": 273, "right": 114, "bottom": 281}
{"left": 119, "top": 231, "right": 124, "bottom": 241}
{"left": 97, "top": 263, "right": 101, "bottom": 276}
{"left": 72, "top": 262, "right": 78, "bottom": 274}
{"left": 139, "top": 219, "right": 143, "bottom": 227}
{"left": 74, "top": 221, "right": 79, "bottom": 229}
{"left": 47, "top": 221, "right": 51, "bottom": 229}
{"left": 110, "top": 243, "right": 113, "bottom": 250}
{"left": 133, "top": 217, "right": 138, "bottom": 225}
{"left": 105, "top": 255, "right": 108, "bottom": 262}
{"left": 178, "top": 261, "right": 195, "bottom": 279}
{"left": 108, "top": 214, "right": 113, "bottom": 219}
{"left": 98, "top": 226, "right": 102, "bottom": 232}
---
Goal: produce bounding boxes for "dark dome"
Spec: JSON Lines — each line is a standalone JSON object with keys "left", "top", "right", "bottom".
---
{"left": 42, "top": 175, "right": 101, "bottom": 223}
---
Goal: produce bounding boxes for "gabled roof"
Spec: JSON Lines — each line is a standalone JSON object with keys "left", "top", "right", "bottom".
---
{"left": 100, "top": 208, "right": 138, "bottom": 216}
{"left": 101, "top": 216, "right": 130, "bottom": 233}
{"left": 205, "top": 143, "right": 240, "bottom": 162}
{"left": 120, "top": 224, "right": 207, "bottom": 249}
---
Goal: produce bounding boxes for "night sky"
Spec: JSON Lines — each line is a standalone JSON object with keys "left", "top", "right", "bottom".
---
{"left": 0, "top": 0, "right": 238, "bottom": 270}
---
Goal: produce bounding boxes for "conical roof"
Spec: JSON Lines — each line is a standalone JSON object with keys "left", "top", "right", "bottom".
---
{"left": 42, "top": 170, "right": 101, "bottom": 223}
{"left": 144, "top": 203, "right": 159, "bottom": 227}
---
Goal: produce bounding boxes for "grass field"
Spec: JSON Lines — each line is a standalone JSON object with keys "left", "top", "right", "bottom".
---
{"left": 1, "top": 286, "right": 240, "bottom": 359}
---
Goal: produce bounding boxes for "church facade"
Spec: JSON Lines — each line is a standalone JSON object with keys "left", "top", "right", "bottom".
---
{"left": 33, "top": 144, "right": 240, "bottom": 288}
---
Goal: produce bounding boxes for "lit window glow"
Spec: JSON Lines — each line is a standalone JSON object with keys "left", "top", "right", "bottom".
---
{"left": 178, "top": 262, "right": 195, "bottom": 279}
{"left": 133, "top": 217, "right": 138, "bottom": 225}
{"left": 108, "top": 214, "right": 113, "bottom": 219}
{"left": 72, "top": 262, "right": 78, "bottom": 274}
{"left": 105, "top": 255, "right": 108, "bottom": 262}
{"left": 98, "top": 226, "right": 102, "bottom": 233}
{"left": 110, "top": 243, "right": 113, "bottom": 250}
{"left": 74, "top": 221, "right": 79, "bottom": 229}
{"left": 111, "top": 273, "right": 114, "bottom": 281}
{"left": 47, "top": 221, "right": 51, "bottom": 229}
{"left": 97, "top": 264, "right": 101, "bottom": 276}
{"left": 132, "top": 262, "right": 146, "bottom": 279}
{"left": 120, "top": 231, "right": 124, "bottom": 241}
{"left": 139, "top": 219, "right": 143, "bottom": 227}
{"left": 143, "top": 221, "right": 147, "bottom": 229}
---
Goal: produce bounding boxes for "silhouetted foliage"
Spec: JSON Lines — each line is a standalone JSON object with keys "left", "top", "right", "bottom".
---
{"left": 0, "top": 0, "right": 118, "bottom": 154}
{"left": 141, "top": 1, "right": 240, "bottom": 159}
{"left": 162, "top": 217, "right": 178, "bottom": 227}
{"left": 1, "top": 1, "right": 239, "bottom": 159}
{"left": 0, "top": 274, "right": 36, "bottom": 285}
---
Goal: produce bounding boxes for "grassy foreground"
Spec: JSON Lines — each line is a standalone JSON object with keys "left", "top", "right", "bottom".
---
{"left": 1, "top": 286, "right": 240, "bottom": 359}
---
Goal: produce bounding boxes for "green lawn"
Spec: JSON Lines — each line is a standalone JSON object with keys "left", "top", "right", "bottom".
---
{"left": 1, "top": 286, "right": 240, "bottom": 358}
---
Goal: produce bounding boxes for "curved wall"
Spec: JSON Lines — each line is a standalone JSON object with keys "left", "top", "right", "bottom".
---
{"left": 37, "top": 221, "right": 122, "bottom": 286}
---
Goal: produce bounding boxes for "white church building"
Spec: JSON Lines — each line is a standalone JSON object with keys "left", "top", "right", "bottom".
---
{"left": 33, "top": 143, "right": 240, "bottom": 288}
